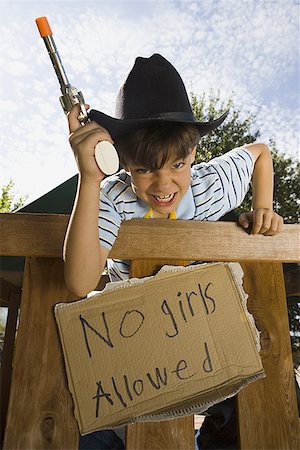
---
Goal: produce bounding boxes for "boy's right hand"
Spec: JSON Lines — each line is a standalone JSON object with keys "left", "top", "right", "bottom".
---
{"left": 68, "top": 104, "right": 114, "bottom": 182}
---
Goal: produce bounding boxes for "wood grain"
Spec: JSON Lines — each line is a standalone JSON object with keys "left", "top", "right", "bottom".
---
{"left": 126, "top": 259, "right": 195, "bottom": 450}
{"left": 0, "top": 290, "right": 20, "bottom": 444}
{"left": 3, "top": 257, "right": 79, "bottom": 450}
{"left": 0, "top": 213, "right": 67, "bottom": 258}
{"left": 126, "top": 416, "right": 195, "bottom": 450}
{"left": 114, "top": 219, "right": 300, "bottom": 262}
{"left": 237, "top": 262, "right": 300, "bottom": 449}
{"left": 0, "top": 213, "right": 299, "bottom": 261}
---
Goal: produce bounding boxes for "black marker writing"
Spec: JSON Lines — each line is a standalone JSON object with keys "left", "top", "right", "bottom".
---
{"left": 146, "top": 367, "right": 168, "bottom": 389}
{"left": 119, "top": 309, "right": 145, "bottom": 338}
{"left": 202, "top": 342, "right": 213, "bottom": 373}
{"left": 80, "top": 313, "right": 113, "bottom": 358}
{"left": 93, "top": 381, "right": 114, "bottom": 418}
{"left": 161, "top": 299, "right": 178, "bottom": 338}
{"left": 198, "top": 283, "right": 216, "bottom": 315}
{"left": 171, "top": 359, "right": 196, "bottom": 380}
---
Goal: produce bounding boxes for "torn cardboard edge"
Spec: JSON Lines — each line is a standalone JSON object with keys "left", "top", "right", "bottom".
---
{"left": 55, "top": 262, "right": 265, "bottom": 434}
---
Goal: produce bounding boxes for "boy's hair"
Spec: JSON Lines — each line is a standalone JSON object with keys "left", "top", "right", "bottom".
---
{"left": 115, "top": 123, "right": 200, "bottom": 171}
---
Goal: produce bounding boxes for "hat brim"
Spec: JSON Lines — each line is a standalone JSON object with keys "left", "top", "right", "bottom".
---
{"left": 89, "top": 109, "right": 230, "bottom": 139}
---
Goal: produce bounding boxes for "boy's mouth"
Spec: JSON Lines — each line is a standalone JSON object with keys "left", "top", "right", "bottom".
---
{"left": 151, "top": 193, "right": 176, "bottom": 205}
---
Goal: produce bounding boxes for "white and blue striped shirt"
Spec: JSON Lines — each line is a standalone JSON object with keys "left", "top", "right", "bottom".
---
{"left": 99, "top": 147, "right": 254, "bottom": 281}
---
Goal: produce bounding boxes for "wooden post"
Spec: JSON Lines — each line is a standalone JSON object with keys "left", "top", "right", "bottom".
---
{"left": 3, "top": 257, "right": 79, "bottom": 450}
{"left": 237, "top": 262, "right": 300, "bottom": 449}
{"left": 126, "top": 259, "right": 195, "bottom": 450}
{"left": 0, "top": 286, "right": 21, "bottom": 444}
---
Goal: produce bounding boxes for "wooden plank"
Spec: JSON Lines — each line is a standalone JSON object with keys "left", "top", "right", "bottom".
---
{"left": 0, "top": 213, "right": 68, "bottom": 258}
{"left": 3, "top": 257, "right": 79, "bottom": 450}
{"left": 126, "top": 416, "right": 195, "bottom": 450}
{"left": 112, "top": 220, "right": 299, "bottom": 262}
{"left": 0, "top": 290, "right": 20, "bottom": 444}
{"left": 126, "top": 259, "right": 195, "bottom": 450}
{"left": 237, "top": 262, "right": 300, "bottom": 449}
{"left": 0, "top": 213, "right": 299, "bottom": 261}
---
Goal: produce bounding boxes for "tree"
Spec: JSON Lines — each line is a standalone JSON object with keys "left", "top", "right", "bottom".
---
{"left": 191, "top": 91, "right": 300, "bottom": 224}
{"left": 0, "top": 179, "right": 28, "bottom": 212}
{"left": 271, "top": 143, "right": 300, "bottom": 224}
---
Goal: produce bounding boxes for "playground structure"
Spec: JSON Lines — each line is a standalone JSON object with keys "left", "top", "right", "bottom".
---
{"left": 0, "top": 212, "right": 299, "bottom": 449}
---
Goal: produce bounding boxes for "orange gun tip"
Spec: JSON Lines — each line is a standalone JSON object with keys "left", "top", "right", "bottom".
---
{"left": 35, "top": 16, "right": 52, "bottom": 37}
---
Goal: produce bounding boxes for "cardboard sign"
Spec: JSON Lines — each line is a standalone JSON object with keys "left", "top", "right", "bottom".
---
{"left": 54, "top": 263, "right": 265, "bottom": 434}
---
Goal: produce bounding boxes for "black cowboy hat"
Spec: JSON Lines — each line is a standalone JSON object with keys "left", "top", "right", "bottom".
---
{"left": 89, "top": 54, "right": 229, "bottom": 138}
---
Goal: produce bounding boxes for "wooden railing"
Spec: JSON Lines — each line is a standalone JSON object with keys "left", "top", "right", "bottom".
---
{"left": 1, "top": 213, "right": 299, "bottom": 450}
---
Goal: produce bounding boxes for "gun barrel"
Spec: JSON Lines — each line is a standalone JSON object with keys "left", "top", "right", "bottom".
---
{"left": 36, "top": 17, "right": 70, "bottom": 93}
{"left": 35, "top": 16, "right": 52, "bottom": 37}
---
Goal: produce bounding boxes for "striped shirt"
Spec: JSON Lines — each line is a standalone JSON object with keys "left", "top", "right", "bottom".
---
{"left": 99, "top": 147, "right": 254, "bottom": 281}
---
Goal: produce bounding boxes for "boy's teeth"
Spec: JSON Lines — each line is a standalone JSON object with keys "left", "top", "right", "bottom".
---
{"left": 153, "top": 193, "right": 174, "bottom": 202}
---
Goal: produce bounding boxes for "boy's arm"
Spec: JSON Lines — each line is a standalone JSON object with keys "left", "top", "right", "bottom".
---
{"left": 238, "top": 143, "right": 284, "bottom": 235}
{"left": 63, "top": 178, "right": 110, "bottom": 297}
{"left": 63, "top": 105, "right": 112, "bottom": 297}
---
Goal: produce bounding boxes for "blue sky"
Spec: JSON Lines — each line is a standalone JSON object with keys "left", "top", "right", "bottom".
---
{"left": 0, "top": 0, "right": 299, "bottom": 204}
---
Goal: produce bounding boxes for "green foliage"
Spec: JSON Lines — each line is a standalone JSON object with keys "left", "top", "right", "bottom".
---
{"left": 288, "top": 301, "right": 300, "bottom": 351}
{"left": 0, "top": 179, "right": 28, "bottom": 212}
{"left": 191, "top": 91, "right": 300, "bottom": 223}
{"left": 0, "top": 321, "right": 5, "bottom": 352}
{"left": 287, "top": 299, "right": 300, "bottom": 368}
{"left": 192, "top": 91, "right": 260, "bottom": 162}
{"left": 271, "top": 142, "right": 300, "bottom": 224}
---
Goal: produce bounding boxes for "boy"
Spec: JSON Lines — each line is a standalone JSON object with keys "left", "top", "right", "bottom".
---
{"left": 64, "top": 54, "right": 283, "bottom": 449}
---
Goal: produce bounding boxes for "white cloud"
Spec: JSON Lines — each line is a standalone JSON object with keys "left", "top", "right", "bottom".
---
{"left": 0, "top": 0, "right": 299, "bottom": 203}
{"left": 1, "top": 100, "right": 18, "bottom": 113}
{"left": 256, "top": 103, "right": 300, "bottom": 157}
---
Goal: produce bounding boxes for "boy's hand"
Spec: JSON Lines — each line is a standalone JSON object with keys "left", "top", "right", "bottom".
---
{"left": 68, "top": 104, "right": 114, "bottom": 182}
{"left": 238, "top": 209, "right": 284, "bottom": 236}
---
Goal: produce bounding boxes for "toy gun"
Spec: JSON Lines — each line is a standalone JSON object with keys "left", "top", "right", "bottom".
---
{"left": 35, "top": 16, "right": 88, "bottom": 124}
{"left": 35, "top": 16, "right": 119, "bottom": 174}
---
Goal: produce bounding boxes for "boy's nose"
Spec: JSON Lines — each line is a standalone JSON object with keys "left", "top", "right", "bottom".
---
{"left": 152, "top": 172, "right": 172, "bottom": 192}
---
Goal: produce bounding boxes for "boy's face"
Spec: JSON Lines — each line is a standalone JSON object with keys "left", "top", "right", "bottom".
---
{"left": 127, "top": 147, "right": 196, "bottom": 218}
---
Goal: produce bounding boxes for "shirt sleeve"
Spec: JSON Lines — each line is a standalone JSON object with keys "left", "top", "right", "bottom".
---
{"left": 205, "top": 147, "right": 255, "bottom": 216}
{"left": 98, "top": 190, "right": 122, "bottom": 251}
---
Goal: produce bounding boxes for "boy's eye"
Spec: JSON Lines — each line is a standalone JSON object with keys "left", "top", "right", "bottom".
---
{"left": 173, "top": 161, "right": 185, "bottom": 169}
{"left": 136, "top": 168, "right": 151, "bottom": 174}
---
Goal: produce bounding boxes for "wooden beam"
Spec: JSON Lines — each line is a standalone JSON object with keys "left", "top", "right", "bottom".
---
{"left": 0, "top": 213, "right": 67, "bottom": 258}
{"left": 0, "top": 213, "right": 299, "bottom": 262}
{"left": 3, "top": 257, "right": 79, "bottom": 449}
{"left": 0, "top": 290, "right": 20, "bottom": 444}
{"left": 111, "top": 219, "right": 300, "bottom": 262}
{"left": 237, "top": 262, "right": 300, "bottom": 449}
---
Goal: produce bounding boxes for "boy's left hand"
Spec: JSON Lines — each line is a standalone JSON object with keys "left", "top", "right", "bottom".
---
{"left": 238, "top": 209, "right": 284, "bottom": 236}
